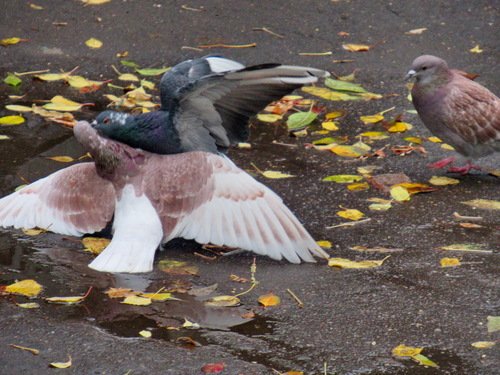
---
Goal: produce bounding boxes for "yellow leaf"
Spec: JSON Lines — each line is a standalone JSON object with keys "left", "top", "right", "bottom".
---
{"left": 122, "top": 295, "right": 152, "bottom": 306}
{"left": 470, "top": 45, "right": 483, "bottom": 53}
{"left": 440, "top": 243, "right": 492, "bottom": 253}
{"left": 0, "top": 135, "right": 10, "bottom": 140}
{"left": 321, "top": 121, "right": 339, "bottom": 131}
{"left": 429, "top": 176, "right": 460, "bottom": 186}
{"left": 325, "top": 111, "right": 345, "bottom": 120}
{"left": 427, "top": 136, "right": 442, "bottom": 143}
{"left": 46, "top": 156, "right": 75, "bottom": 163}
{"left": 82, "top": 0, "right": 111, "bottom": 4}
{"left": 139, "top": 330, "right": 152, "bottom": 338}
{"left": 16, "top": 302, "right": 40, "bottom": 309}
{"left": 337, "top": 208, "right": 365, "bottom": 221}
{"left": 50, "top": 356, "right": 72, "bottom": 369}
{"left": 5, "top": 279, "right": 42, "bottom": 297}
{"left": 405, "top": 27, "right": 428, "bottom": 35}
{"left": 347, "top": 182, "right": 369, "bottom": 191}
{"left": 330, "top": 145, "right": 362, "bottom": 158}
{"left": 118, "top": 73, "right": 140, "bottom": 82}
{"left": 342, "top": 43, "right": 371, "bottom": 52}
{"left": 360, "top": 131, "right": 389, "bottom": 140}
{"left": 257, "top": 113, "right": 283, "bottom": 123}
{"left": 182, "top": 318, "right": 200, "bottom": 329}
{"left": 357, "top": 165, "right": 380, "bottom": 175}
{"left": 258, "top": 292, "right": 281, "bottom": 307}
{"left": 441, "top": 143, "right": 455, "bottom": 151}
{"left": 205, "top": 295, "right": 241, "bottom": 307}
{"left": 284, "top": 372, "right": 304, "bottom": 375}
{"left": 404, "top": 136, "right": 423, "bottom": 144}
{"left": 237, "top": 142, "right": 252, "bottom": 149}
{"left": 461, "top": 199, "right": 500, "bottom": 211}
{"left": 316, "top": 240, "right": 332, "bottom": 249}
{"left": 10, "top": 344, "right": 40, "bottom": 355}
{"left": 262, "top": 170, "right": 295, "bottom": 179}
{"left": 440, "top": 257, "right": 461, "bottom": 268}
{"left": 85, "top": 38, "right": 103, "bottom": 49}
{"left": 0, "top": 115, "right": 25, "bottom": 126}
{"left": 66, "top": 75, "right": 104, "bottom": 89}
{"left": 360, "top": 114, "right": 384, "bottom": 124}
{"left": 46, "top": 295, "right": 85, "bottom": 304}
{"left": 390, "top": 186, "right": 410, "bottom": 202}
{"left": 322, "top": 174, "right": 364, "bottom": 183}
{"left": 369, "top": 202, "right": 392, "bottom": 211}
{"left": 392, "top": 344, "right": 422, "bottom": 357}
{"left": 105, "top": 288, "right": 138, "bottom": 299}
{"left": 5, "top": 105, "right": 32, "bottom": 112}
{"left": 30, "top": 3, "right": 44, "bottom": 10}
{"left": 140, "top": 292, "right": 176, "bottom": 301}
{"left": 302, "top": 86, "right": 359, "bottom": 101}
{"left": 82, "top": 237, "right": 110, "bottom": 255}
{"left": 22, "top": 228, "right": 46, "bottom": 236}
{"left": 35, "top": 73, "right": 68, "bottom": 81}
{"left": 0, "top": 37, "right": 26, "bottom": 47}
{"left": 388, "top": 121, "right": 413, "bottom": 133}
{"left": 158, "top": 260, "right": 199, "bottom": 275}
{"left": 44, "top": 95, "right": 84, "bottom": 111}
{"left": 328, "top": 256, "right": 388, "bottom": 269}
{"left": 471, "top": 341, "right": 496, "bottom": 349}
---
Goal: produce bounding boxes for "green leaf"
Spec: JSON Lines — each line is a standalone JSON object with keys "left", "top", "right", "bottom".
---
{"left": 135, "top": 67, "right": 170, "bottom": 76}
{"left": 487, "top": 316, "right": 500, "bottom": 333}
{"left": 286, "top": 111, "right": 317, "bottom": 131}
{"left": 4, "top": 73, "right": 22, "bottom": 87}
{"left": 412, "top": 354, "right": 439, "bottom": 368}
{"left": 120, "top": 60, "right": 140, "bottom": 68}
{"left": 325, "top": 77, "right": 367, "bottom": 93}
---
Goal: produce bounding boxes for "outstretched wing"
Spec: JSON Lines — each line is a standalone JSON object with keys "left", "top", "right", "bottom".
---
{"left": 144, "top": 152, "right": 329, "bottom": 263}
{"left": 0, "top": 163, "right": 115, "bottom": 236}
{"left": 166, "top": 61, "right": 329, "bottom": 153}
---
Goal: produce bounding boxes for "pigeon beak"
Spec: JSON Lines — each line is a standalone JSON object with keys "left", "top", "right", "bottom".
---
{"left": 405, "top": 69, "right": 416, "bottom": 81}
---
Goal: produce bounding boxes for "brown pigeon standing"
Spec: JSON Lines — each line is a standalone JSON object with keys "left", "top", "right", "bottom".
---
{"left": 0, "top": 121, "right": 329, "bottom": 273}
{"left": 406, "top": 55, "right": 500, "bottom": 173}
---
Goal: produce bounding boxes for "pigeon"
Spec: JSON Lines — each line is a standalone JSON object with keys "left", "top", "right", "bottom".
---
{"left": 93, "top": 56, "right": 330, "bottom": 154}
{"left": 0, "top": 121, "right": 329, "bottom": 273}
{"left": 406, "top": 55, "right": 500, "bottom": 174}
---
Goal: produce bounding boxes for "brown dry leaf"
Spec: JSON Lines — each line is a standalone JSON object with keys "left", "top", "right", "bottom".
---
{"left": 50, "top": 356, "right": 72, "bottom": 369}
{"left": 440, "top": 257, "right": 461, "bottom": 268}
{"left": 5, "top": 279, "right": 42, "bottom": 297}
{"left": 342, "top": 43, "right": 372, "bottom": 52}
{"left": 10, "top": 344, "right": 40, "bottom": 355}
{"left": 258, "top": 292, "right": 281, "bottom": 307}
{"left": 328, "top": 256, "right": 389, "bottom": 269}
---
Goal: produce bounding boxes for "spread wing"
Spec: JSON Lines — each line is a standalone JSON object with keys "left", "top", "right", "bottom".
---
{"left": 143, "top": 152, "right": 329, "bottom": 263}
{"left": 0, "top": 163, "right": 115, "bottom": 236}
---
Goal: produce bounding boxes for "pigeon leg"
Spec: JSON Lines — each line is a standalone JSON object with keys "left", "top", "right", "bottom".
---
{"left": 427, "top": 156, "right": 456, "bottom": 169}
{"left": 447, "top": 161, "right": 482, "bottom": 175}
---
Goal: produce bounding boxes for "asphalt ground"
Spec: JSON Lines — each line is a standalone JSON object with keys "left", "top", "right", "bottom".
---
{"left": 0, "top": 1, "right": 498, "bottom": 374}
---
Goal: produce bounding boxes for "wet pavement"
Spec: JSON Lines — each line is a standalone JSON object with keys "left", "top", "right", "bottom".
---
{"left": 0, "top": 1, "right": 499, "bottom": 374}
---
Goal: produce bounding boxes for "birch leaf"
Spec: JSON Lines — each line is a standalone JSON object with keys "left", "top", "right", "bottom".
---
{"left": 429, "top": 176, "right": 460, "bottom": 186}
{"left": 440, "top": 257, "right": 461, "bottom": 267}
{"left": 118, "top": 73, "right": 140, "bottom": 82}
{"left": 322, "top": 175, "right": 363, "bottom": 183}
{"left": 316, "top": 240, "right": 332, "bottom": 248}
{"left": 122, "top": 295, "right": 152, "bottom": 306}
{"left": 82, "top": 237, "right": 110, "bottom": 255}
{"left": 5, "top": 279, "right": 42, "bottom": 297}
{"left": 390, "top": 186, "right": 410, "bottom": 202}
{"left": 205, "top": 295, "right": 241, "bottom": 307}
{"left": 85, "top": 38, "right": 103, "bottom": 49}
{"left": 0, "top": 115, "right": 25, "bottom": 126}
{"left": 337, "top": 208, "right": 364, "bottom": 221}
{"left": 135, "top": 67, "right": 170, "bottom": 76}
{"left": 257, "top": 113, "right": 282, "bottom": 123}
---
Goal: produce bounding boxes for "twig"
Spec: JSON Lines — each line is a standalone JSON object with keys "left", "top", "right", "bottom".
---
{"left": 181, "top": 46, "right": 203, "bottom": 52}
{"left": 194, "top": 252, "right": 217, "bottom": 261}
{"left": 286, "top": 288, "right": 304, "bottom": 308}
{"left": 453, "top": 212, "right": 483, "bottom": 221}
{"left": 299, "top": 51, "right": 332, "bottom": 56}
{"left": 271, "top": 140, "right": 298, "bottom": 148}
{"left": 181, "top": 5, "right": 204, "bottom": 12}
{"left": 198, "top": 43, "right": 257, "bottom": 49}
{"left": 326, "top": 218, "right": 372, "bottom": 229}
{"left": 14, "top": 69, "right": 50, "bottom": 76}
{"left": 234, "top": 258, "right": 259, "bottom": 297}
{"left": 253, "top": 27, "right": 284, "bottom": 39}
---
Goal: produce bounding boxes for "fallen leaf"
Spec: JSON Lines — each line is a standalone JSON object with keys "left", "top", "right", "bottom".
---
{"left": 16, "top": 302, "right": 40, "bottom": 309}
{"left": 121, "top": 295, "right": 152, "bottom": 306}
{"left": 471, "top": 341, "right": 496, "bottom": 349}
{"left": 140, "top": 292, "right": 177, "bottom": 301}
{"left": 46, "top": 295, "right": 84, "bottom": 304}
{"left": 387, "top": 121, "right": 413, "bottom": 133}
{"left": 360, "top": 114, "right": 384, "bottom": 124}
{"left": 390, "top": 186, "right": 410, "bottom": 202}
{"left": 10, "top": 344, "right": 39, "bottom": 355}
{"left": 392, "top": 344, "right": 422, "bottom": 357}
{"left": 412, "top": 353, "right": 439, "bottom": 368}
{"left": 302, "top": 86, "right": 362, "bottom": 101}
{"left": 470, "top": 45, "right": 483, "bottom": 53}
{"left": 118, "top": 73, "right": 140, "bottom": 82}
{"left": 104, "top": 288, "right": 139, "bottom": 299}
{"left": 440, "top": 257, "right": 461, "bottom": 268}
{"left": 328, "top": 256, "right": 388, "bottom": 269}
{"left": 298, "top": 51, "right": 332, "bottom": 56}
{"left": 82, "top": 0, "right": 111, "bottom": 4}
{"left": 135, "top": 67, "right": 170, "bottom": 76}
{"left": 205, "top": 295, "right": 241, "bottom": 307}
{"left": 22, "top": 228, "right": 46, "bottom": 236}
{"left": 0, "top": 135, "right": 10, "bottom": 140}
{"left": 50, "top": 356, "right": 72, "bottom": 369}
{"left": 487, "top": 316, "right": 500, "bottom": 333}
{"left": 404, "top": 136, "right": 423, "bottom": 144}
{"left": 5, "top": 105, "right": 32, "bottom": 112}
{"left": 82, "top": 237, "right": 110, "bottom": 255}
{"left": 459, "top": 222, "right": 483, "bottom": 229}
{"left": 30, "top": 3, "right": 44, "bottom": 10}
{"left": 429, "top": 176, "right": 460, "bottom": 186}
{"left": 287, "top": 111, "right": 317, "bottom": 131}
{"left": 428, "top": 136, "right": 442, "bottom": 143}
{"left": 262, "top": 170, "right": 295, "bottom": 179}
{"left": 257, "top": 113, "right": 282, "bottom": 123}
{"left": 0, "top": 37, "right": 27, "bottom": 47}
{"left": 347, "top": 182, "right": 370, "bottom": 191}
{"left": 360, "top": 131, "right": 389, "bottom": 140}
{"left": 330, "top": 144, "right": 369, "bottom": 158}
{"left": 357, "top": 165, "right": 381, "bottom": 175}
{"left": 85, "top": 38, "right": 103, "bottom": 49}
{"left": 46, "top": 156, "right": 75, "bottom": 163}
{"left": 284, "top": 372, "right": 304, "bottom": 375}
{"left": 405, "top": 27, "right": 428, "bottom": 35}
{"left": 182, "top": 318, "right": 200, "bottom": 329}
{"left": 316, "top": 240, "right": 332, "bottom": 248}
{"left": 441, "top": 143, "right": 455, "bottom": 151}
{"left": 0, "top": 115, "right": 25, "bottom": 126}
{"left": 369, "top": 202, "right": 392, "bottom": 211}
{"left": 4, "top": 73, "right": 22, "bottom": 86}
{"left": 237, "top": 142, "right": 251, "bottom": 149}
{"left": 139, "top": 330, "right": 152, "bottom": 338}
{"left": 342, "top": 43, "right": 371, "bottom": 52}
{"left": 5, "top": 279, "right": 42, "bottom": 297}
{"left": 322, "top": 174, "right": 364, "bottom": 183}
{"left": 337, "top": 208, "right": 365, "bottom": 221}
{"left": 440, "top": 243, "right": 492, "bottom": 253}
{"left": 258, "top": 292, "right": 281, "bottom": 307}
{"left": 325, "top": 78, "right": 367, "bottom": 93}
{"left": 321, "top": 121, "right": 339, "bottom": 131}
{"left": 201, "top": 362, "right": 225, "bottom": 374}
{"left": 44, "top": 95, "right": 85, "bottom": 112}
{"left": 350, "top": 246, "right": 403, "bottom": 253}
{"left": 461, "top": 199, "right": 500, "bottom": 211}
{"left": 229, "top": 274, "right": 249, "bottom": 283}
{"left": 325, "top": 111, "right": 345, "bottom": 120}
{"left": 158, "top": 260, "right": 199, "bottom": 275}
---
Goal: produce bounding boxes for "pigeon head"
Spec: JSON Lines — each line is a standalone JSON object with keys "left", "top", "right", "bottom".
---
{"left": 91, "top": 110, "right": 131, "bottom": 137}
{"left": 406, "top": 55, "right": 450, "bottom": 85}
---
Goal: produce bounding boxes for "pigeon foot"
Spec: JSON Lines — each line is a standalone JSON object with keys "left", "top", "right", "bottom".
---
{"left": 447, "top": 161, "right": 482, "bottom": 175}
{"left": 427, "top": 156, "right": 456, "bottom": 169}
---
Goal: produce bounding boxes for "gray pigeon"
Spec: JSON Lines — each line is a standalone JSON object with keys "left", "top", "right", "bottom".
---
{"left": 0, "top": 121, "right": 329, "bottom": 273}
{"left": 93, "top": 56, "right": 330, "bottom": 154}
{"left": 406, "top": 55, "right": 500, "bottom": 173}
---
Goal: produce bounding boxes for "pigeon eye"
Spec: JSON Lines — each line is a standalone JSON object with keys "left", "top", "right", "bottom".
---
{"left": 422, "top": 66, "right": 428, "bottom": 71}
{"left": 103, "top": 117, "right": 110, "bottom": 124}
